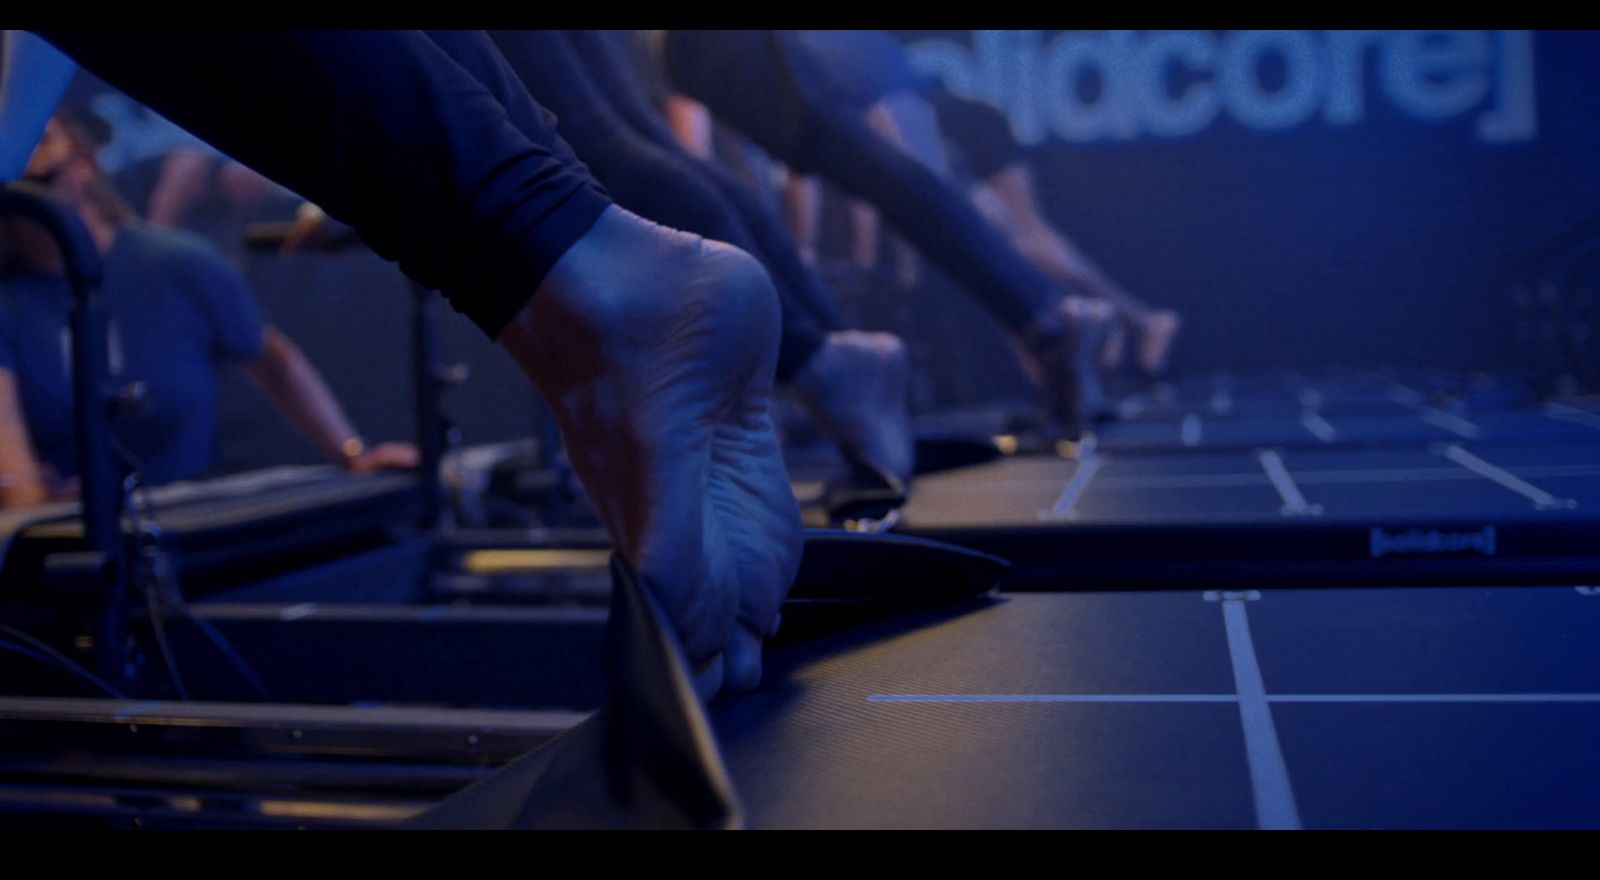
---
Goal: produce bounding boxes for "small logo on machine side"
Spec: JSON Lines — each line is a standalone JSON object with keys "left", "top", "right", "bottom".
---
{"left": 1369, "top": 525, "right": 1497, "bottom": 559}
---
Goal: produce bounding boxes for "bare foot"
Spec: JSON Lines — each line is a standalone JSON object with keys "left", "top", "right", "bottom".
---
{"left": 789, "top": 331, "right": 914, "bottom": 485}
{"left": 1101, "top": 317, "right": 1128, "bottom": 372}
{"left": 496, "top": 207, "right": 804, "bottom": 699}
{"left": 1020, "top": 296, "right": 1115, "bottom": 439}
{"left": 1137, "top": 310, "right": 1182, "bottom": 378}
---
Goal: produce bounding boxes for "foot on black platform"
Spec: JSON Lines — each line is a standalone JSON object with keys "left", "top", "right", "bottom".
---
{"left": 1136, "top": 309, "right": 1182, "bottom": 379}
{"left": 410, "top": 554, "right": 742, "bottom": 830}
{"left": 1101, "top": 315, "right": 1129, "bottom": 372}
{"left": 790, "top": 330, "right": 915, "bottom": 486}
{"left": 1020, "top": 296, "right": 1116, "bottom": 441}
{"left": 496, "top": 206, "right": 804, "bottom": 699}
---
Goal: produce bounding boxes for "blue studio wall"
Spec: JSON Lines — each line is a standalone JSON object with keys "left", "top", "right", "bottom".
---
{"left": 892, "top": 30, "right": 1600, "bottom": 373}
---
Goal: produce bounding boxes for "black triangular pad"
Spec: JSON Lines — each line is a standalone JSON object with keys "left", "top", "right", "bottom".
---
{"left": 415, "top": 533, "right": 1009, "bottom": 826}
{"left": 778, "top": 530, "right": 1009, "bottom": 641}
{"left": 412, "top": 554, "right": 741, "bottom": 829}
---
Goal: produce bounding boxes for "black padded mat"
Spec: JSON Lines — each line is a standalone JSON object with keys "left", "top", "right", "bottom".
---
{"left": 1096, "top": 409, "right": 1597, "bottom": 453}
{"left": 711, "top": 588, "right": 1600, "bottom": 829}
{"left": 1116, "top": 371, "right": 1533, "bottom": 423}
{"left": 894, "top": 442, "right": 1600, "bottom": 587}
{"left": 712, "top": 594, "right": 1255, "bottom": 829}
{"left": 900, "top": 445, "right": 1600, "bottom": 528}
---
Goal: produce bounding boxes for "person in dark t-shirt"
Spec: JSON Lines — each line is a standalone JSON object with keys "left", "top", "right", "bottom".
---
{"left": 0, "top": 108, "right": 416, "bottom": 507}
{"left": 6, "top": 29, "right": 807, "bottom": 699}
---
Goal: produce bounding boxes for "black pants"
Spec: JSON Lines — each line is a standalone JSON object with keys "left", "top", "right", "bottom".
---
{"left": 662, "top": 29, "right": 1061, "bottom": 334}
{"left": 35, "top": 29, "right": 612, "bottom": 338}
{"left": 488, "top": 29, "right": 840, "bottom": 383}
{"left": 927, "top": 83, "right": 1032, "bottom": 182}
{"left": 566, "top": 32, "right": 848, "bottom": 334}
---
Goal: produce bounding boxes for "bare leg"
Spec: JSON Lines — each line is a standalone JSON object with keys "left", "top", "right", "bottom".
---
{"left": 977, "top": 165, "right": 1182, "bottom": 377}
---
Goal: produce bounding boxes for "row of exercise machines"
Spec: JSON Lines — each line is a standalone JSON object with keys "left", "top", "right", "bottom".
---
{"left": 0, "top": 182, "right": 1006, "bottom": 828}
{"left": 3, "top": 181, "right": 1600, "bottom": 827}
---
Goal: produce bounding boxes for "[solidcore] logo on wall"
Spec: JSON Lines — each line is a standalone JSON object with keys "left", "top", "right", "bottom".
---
{"left": 905, "top": 30, "right": 1537, "bottom": 147}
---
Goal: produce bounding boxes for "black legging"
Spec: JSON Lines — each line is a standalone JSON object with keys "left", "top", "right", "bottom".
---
{"left": 926, "top": 83, "right": 1032, "bottom": 182}
{"left": 662, "top": 30, "right": 1062, "bottom": 334}
{"left": 487, "top": 29, "right": 837, "bottom": 383}
{"left": 36, "top": 29, "right": 612, "bottom": 339}
{"left": 562, "top": 30, "right": 847, "bottom": 334}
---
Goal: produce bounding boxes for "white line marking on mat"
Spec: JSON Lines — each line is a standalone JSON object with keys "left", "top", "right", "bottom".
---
{"left": 1300, "top": 411, "right": 1338, "bottom": 443}
{"left": 1040, "top": 453, "right": 1104, "bottom": 520}
{"left": 1220, "top": 597, "right": 1302, "bottom": 830}
{"left": 1437, "top": 444, "right": 1576, "bottom": 509}
{"left": 1419, "top": 408, "right": 1481, "bottom": 439}
{"left": 1256, "top": 450, "right": 1321, "bottom": 516}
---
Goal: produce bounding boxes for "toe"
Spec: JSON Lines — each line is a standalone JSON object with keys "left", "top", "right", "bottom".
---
{"left": 721, "top": 625, "right": 766, "bottom": 695}
{"left": 692, "top": 653, "right": 726, "bottom": 703}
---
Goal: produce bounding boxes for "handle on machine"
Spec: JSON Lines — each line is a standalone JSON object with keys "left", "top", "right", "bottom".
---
{"left": 0, "top": 181, "right": 129, "bottom": 684}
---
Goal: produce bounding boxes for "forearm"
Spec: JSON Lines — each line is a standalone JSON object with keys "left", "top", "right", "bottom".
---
{"left": 0, "top": 31, "right": 77, "bottom": 180}
{"left": 247, "top": 328, "right": 361, "bottom": 466}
